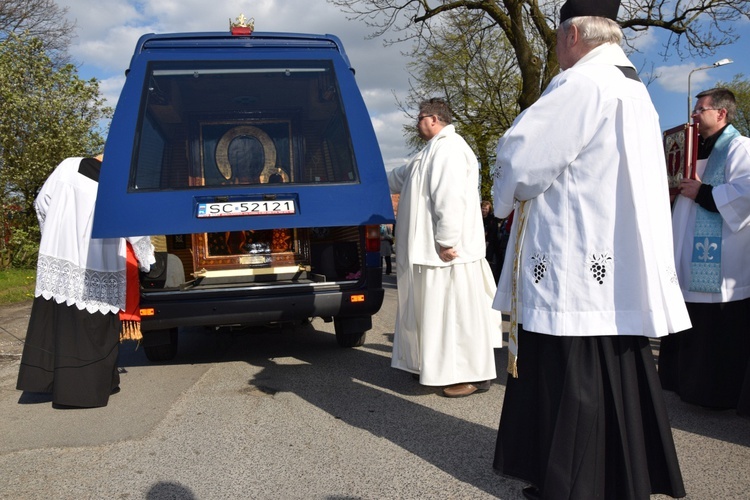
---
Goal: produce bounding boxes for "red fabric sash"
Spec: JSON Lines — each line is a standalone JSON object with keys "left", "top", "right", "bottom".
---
{"left": 119, "top": 242, "right": 142, "bottom": 341}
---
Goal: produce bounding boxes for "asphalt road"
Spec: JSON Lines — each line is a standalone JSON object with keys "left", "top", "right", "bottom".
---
{"left": 0, "top": 275, "right": 748, "bottom": 499}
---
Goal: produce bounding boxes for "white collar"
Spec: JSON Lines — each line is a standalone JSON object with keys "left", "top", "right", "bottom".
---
{"left": 573, "top": 42, "right": 634, "bottom": 69}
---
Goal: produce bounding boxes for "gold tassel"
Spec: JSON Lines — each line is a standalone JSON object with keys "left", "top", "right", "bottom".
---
{"left": 508, "top": 354, "right": 518, "bottom": 379}
{"left": 120, "top": 320, "right": 143, "bottom": 342}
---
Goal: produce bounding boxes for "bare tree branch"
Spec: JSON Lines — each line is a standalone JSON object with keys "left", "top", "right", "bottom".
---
{"left": 329, "top": 0, "right": 750, "bottom": 109}
{"left": 0, "top": 0, "right": 76, "bottom": 65}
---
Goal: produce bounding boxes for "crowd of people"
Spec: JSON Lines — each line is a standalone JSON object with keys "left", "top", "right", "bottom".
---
{"left": 385, "top": 0, "right": 748, "bottom": 498}
{"left": 13, "top": 0, "right": 749, "bottom": 497}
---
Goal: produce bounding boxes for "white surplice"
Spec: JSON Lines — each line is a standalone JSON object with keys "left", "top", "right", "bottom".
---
{"left": 492, "top": 43, "right": 691, "bottom": 338}
{"left": 388, "top": 125, "right": 502, "bottom": 386}
{"left": 34, "top": 157, "right": 155, "bottom": 315}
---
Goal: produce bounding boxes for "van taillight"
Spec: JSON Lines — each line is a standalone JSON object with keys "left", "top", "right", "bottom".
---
{"left": 365, "top": 225, "right": 381, "bottom": 252}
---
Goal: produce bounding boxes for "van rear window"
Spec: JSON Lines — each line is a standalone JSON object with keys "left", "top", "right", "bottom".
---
{"left": 130, "top": 60, "right": 359, "bottom": 191}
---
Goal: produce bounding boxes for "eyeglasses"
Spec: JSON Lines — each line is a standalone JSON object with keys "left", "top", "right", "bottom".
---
{"left": 417, "top": 114, "right": 434, "bottom": 122}
{"left": 691, "top": 107, "right": 719, "bottom": 115}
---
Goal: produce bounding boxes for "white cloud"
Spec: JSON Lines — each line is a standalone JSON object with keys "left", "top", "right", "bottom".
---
{"left": 652, "top": 63, "right": 696, "bottom": 93}
{"left": 625, "top": 28, "right": 658, "bottom": 53}
{"left": 73, "top": 25, "right": 158, "bottom": 73}
{"left": 371, "top": 109, "right": 413, "bottom": 171}
{"left": 653, "top": 62, "right": 732, "bottom": 94}
{"left": 98, "top": 74, "right": 127, "bottom": 110}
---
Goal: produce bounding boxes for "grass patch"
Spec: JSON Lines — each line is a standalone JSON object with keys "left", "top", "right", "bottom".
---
{"left": 0, "top": 269, "right": 36, "bottom": 304}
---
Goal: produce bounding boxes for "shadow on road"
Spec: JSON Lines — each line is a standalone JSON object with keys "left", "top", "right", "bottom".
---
{"left": 118, "top": 320, "right": 514, "bottom": 498}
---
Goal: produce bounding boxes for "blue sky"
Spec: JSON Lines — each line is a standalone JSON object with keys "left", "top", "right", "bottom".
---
{"left": 627, "top": 21, "right": 750, "bottom": 130}
{"left": 55, "top": 0, "right": 749, "bottom": 170}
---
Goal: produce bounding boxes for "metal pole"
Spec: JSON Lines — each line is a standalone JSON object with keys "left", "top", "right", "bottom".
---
{"left": 688, "top": 66, "right": 709, "bottom": 124}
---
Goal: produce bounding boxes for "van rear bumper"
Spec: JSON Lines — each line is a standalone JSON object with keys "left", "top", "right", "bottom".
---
{"left": 139, "top": 286, "right": 385, "bottom": 331}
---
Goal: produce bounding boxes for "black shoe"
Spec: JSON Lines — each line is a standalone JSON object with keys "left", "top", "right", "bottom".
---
{"left": 522, "top": 486, "right": 540, "bottom": 500}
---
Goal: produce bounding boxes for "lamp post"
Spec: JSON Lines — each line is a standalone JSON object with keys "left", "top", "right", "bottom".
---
{"left": 687, "top": 58, "right": 734, "bottom": 123}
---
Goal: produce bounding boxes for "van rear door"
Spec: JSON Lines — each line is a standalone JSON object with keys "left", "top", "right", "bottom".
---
{"left": 92, "top": 32, "right": 394, "bottom": 239}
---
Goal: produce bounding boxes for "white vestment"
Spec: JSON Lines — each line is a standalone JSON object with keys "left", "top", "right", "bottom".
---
{"left": 492, "top": 43, "right": 691, "bottom": 338}
{"left": 388, "top": 125, "right": 502, "bottom": 386}
{"left": 34, "top": 157, "right": 155, "bottom": 315}
{"left": 672, "top": 133, "right": 750, "bottom": 303}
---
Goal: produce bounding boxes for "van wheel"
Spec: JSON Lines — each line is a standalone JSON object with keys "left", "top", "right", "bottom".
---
{"left": 143, "top": 328, "right": 179, "bottom": 362}
{"left": 333, "top": 316, "right": 371, "bottom": 348}
{"left": 335, "top": 330, "right": 366, "bottom": 348}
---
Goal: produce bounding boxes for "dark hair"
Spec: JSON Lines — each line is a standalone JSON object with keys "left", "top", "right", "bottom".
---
{"left": 696, "top": 88, "right": 737, "bottom": 123}
{"left": 419, "top": 97, "right": 453, "bottom": 124}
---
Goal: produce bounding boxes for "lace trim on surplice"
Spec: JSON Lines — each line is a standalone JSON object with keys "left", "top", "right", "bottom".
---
{"left": 36, "top": 254, "right": 126, "bottom": 314}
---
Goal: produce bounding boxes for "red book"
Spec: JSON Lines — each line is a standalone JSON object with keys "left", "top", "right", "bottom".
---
{"left": 663, "top": 123, "right": 698, "bottom": 196}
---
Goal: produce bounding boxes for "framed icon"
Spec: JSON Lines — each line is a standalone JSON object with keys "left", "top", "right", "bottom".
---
{"left": 188, "top": 120, "right": 308, "bottom": 276}
{"left": 195, "top": 120, "right": 293, "bottom": 187}
{"left": 663, "top": 123, "right": 698, "bottom": 196}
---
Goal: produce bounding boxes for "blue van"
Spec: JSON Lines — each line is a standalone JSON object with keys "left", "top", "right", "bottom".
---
{"left": 93, "top": 27, "right": 395, "bottom": 361}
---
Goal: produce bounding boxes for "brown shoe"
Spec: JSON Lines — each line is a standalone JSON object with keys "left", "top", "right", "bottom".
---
{"left": 442, "top": 380, "right": 491, "bottom": 398}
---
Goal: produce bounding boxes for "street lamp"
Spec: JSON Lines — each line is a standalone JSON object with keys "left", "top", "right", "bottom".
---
{"left": 687, "top": 58, "right": 734, "bottom": 123}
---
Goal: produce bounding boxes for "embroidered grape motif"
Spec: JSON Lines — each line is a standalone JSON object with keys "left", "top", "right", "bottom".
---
{"left": 589, "top": 253, "right": 613, "bottom": 285}
{"left": 531, "top": 253, "right": 548, "bottom": 283}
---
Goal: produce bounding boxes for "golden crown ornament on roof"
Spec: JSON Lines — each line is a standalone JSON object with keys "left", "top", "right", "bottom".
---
{"left": 230, "top": 14, "right": 254, "bottom": 35}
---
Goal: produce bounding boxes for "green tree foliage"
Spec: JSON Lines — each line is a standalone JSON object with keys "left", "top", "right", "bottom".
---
{"left": 715, "top": 74, "right": 750, "bottom": 137}
{"left": 401, "top": 11, "right": 521, "bottom": 200}
{"left": 0, "top": 33, "right": 111, "bottom": 269}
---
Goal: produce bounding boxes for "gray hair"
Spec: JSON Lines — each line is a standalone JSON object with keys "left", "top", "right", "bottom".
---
{"left": 561, "top": 16, "right": 622, "bottom": 46}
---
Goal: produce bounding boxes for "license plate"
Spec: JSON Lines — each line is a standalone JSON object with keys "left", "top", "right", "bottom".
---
{"left": 197, "top": 199, "right": 296, "bottom": 218}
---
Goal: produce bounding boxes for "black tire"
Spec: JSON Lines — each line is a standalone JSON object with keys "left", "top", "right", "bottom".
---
{"left": 335, "top": 330, "right": 366, "bottom": 348}
{"left": 143, "top": 328, "right": 179, "bottom": 362}
{"left": 333, "top": 316, "right": 371, "bottom": 348}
